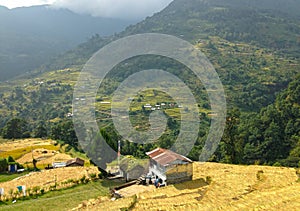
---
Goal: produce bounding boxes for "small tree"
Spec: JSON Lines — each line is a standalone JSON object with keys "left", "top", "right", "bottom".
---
{"left": 7, "top": 156, "right": 15, "bottom": 163}
{"left": 0, "top": 158, "right": 7, "bottom": 172}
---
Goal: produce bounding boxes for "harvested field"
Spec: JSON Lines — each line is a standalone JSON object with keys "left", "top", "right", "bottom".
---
{"left": 0, "top": 139, "right": 56, "bottom": 151}
{"left": 75, "top": 162, "right": 300, "bottom": 211}
{"left": 17, "top": 149, "right": 72, "bottom": 167}
{"left": 0, "top": 138, "right": 86, "bottom": 168}
{"left": 117, "top": 184, "right": 155, "bottom": 197}
{"left": 0, "top": 139, "right": 60, "bottom": 161}
{"left": 0, "top": 167, "right": 99, "bottom": 198}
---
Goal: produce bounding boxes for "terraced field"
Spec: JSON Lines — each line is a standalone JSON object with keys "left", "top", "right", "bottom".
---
{"left": 74, "top": 162, "right": 300, "bottom": 211}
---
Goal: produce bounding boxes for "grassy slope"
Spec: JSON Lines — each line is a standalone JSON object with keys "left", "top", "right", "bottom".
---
{"left": 0, "top": 171, "right": 29, "bottom": 183}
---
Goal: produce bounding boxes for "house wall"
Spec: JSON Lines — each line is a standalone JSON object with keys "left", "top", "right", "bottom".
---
{"left": 149, "top": 160, "right": 167, "bottom": 184}
{"left": 8, "top": 164, "right": 17, "bottom": 173}
{"left": 166, "top": 163, "right": 193, "bottom": 184}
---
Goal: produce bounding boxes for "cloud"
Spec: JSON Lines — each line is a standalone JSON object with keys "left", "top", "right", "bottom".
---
{"left": 51, "top": 0, "right": 173, "bottom": 20}
{"left": 0, "top": 0, "right": 55, "bottom": 9}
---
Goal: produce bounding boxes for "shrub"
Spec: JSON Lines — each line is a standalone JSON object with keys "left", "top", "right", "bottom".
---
{"left": 80, "top": 175, "right": 89, "bottom": 184}
{"left": 0, "top": 158, "right": 7, "bottom": 172}
{"left": 295, "top": 168, "right": 300, "bottom": 181}
{"left": 256, "top": 170, "right": 264, "bottom": 181}
{"left": 273, "top": 162, "right": 281, "bottom": 167}
{"left": 27, "top": 188, "right": 32, "bottom": 197}
{"left": 32, "top": 186, "right": 40, "bottom": 195}
{"left": 8, "top": 189, "right": 14, "bottom": 199}
{"left": 205, "top": 176, "right": 212, "bottom": 184}
{"left": 89, "top": 173, "right": 97, "bottom": 181}
{"left": 49, "top": 185, "right": 56, "bottom": 191}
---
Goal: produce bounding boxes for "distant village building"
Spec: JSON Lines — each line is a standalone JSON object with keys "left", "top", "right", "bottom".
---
{"left": 52, "top": 162, "right": 66, "bottom": 168}
{"left": 144, "top": 104, "right": 152, "bottom": 109}
{"left": 146, "top": 148, "right": 193, "bottom": 186}
{"left": 66, "top": 158, "right": 84, "bottom": 167}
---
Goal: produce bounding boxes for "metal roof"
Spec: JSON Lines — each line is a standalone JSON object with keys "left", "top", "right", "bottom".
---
{"left": 146, "top": 148, "right": 192, "bottom": 166}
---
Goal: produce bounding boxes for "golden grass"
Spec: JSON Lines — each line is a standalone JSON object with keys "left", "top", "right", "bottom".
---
{"left": 77, "top": 162, "right": 300, "bottom": 211}
{"left": 16, "top": 149, "right": 73, "bottom": 168}
{"left": 0, "top": 139, "right": 59, "bottom": 160}
{"left": 0, "top": 138, "right": 90, "bottom": 168}
{"left": 0, "top": 167, "right": 99, "bottom": 196}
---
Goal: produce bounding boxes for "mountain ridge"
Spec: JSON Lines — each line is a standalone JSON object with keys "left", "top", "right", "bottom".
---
{"left": 0, "top": 5, "right": 136, "bottom": 81}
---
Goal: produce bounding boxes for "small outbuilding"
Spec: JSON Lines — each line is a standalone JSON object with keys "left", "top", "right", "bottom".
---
{"left": 8, "top": 163, "right": 18, "bottom": 173}
{"left": 146, "top": 148, "right": 193, "bottom": 186}
{"left": 119, "top": 156, "right": 149, "bottom": 182}
{"left": 66, "top": 158, "right": 85, "bottom": 167}
{"left": 52, "top": 162, "right": 66, "bottom": 168}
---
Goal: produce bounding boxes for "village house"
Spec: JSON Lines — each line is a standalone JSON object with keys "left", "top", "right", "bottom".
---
{"left": 146, "top": 148, "right": 193, "bottom": 186}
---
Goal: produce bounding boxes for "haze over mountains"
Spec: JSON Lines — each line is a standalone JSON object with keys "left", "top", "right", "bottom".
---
{"left": 0, "top": 5, "right": 136, "bottom": 81}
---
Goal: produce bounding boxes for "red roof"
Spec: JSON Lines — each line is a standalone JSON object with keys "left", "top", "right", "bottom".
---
{"left": 146, "top": 148, "right": 192, "bottom": 166}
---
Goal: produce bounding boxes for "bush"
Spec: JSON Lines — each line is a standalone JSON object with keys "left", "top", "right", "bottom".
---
{"left": 205, "top": 176, "right": 212, "bottom": 184}
{"left": 7, "top": 156, "right": 15, "bottom": 163}
{"left": 27, "top": 188, "right": 33, "bottom": 197}
{"left": 80, "top": 175, "right": 89, "bottom": 184}
{"left": 89, "top": 173, "right": 97, "bottom": 181}
{"left": 273, "top": 162, "right": 281, "bottom": 167}
{"left": 98, "top": 173, "right": 103, "bottom": 179}
{"left": 256, "top": 170, "right": 264, "bottom": 181}
{"left": 32, "top": 186, "right": 40, "bottom": 195}
{"left": 0, "top": 158, "right": 7, "bottom": 172}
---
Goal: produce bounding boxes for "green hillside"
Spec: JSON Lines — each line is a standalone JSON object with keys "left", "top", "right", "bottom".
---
{"left": 0, "top": 0, "right": 299, "bottom": 167}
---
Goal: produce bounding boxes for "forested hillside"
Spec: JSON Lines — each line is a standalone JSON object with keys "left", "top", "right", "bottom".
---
{"left": 0, "top": 0, "right": 299, "bottom": 167}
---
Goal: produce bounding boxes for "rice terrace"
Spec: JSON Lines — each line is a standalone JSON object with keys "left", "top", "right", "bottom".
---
{"left": 1, "top": 0, "right": 300, "bottom": 210}
{"left": 0, "top": 138, "right": 299, "bottom": 210}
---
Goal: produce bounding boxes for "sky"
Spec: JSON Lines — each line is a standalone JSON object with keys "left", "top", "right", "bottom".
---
{"left": 0, "top": 0, "right": 173, "bottom": 20}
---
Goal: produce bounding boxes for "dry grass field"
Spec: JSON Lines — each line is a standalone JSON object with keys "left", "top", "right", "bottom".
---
{"left": 74, "top": 162, "right": 300, "bottom": 211}
{"left": 0, "top": 166, "right": 99, "bottom": 194}
{"left": 0, "top": 139, "right": 56, "bottom": 151}
{"left": 0, "top": 139, "right": 60, "bottom": 162}
{"left": 0, "top": 138, "right": 99, "bottom": 201}
{"left": 0, "top": 138, "right": 89, "bottom": 168}
{"left": 16, "top": 149, "right": 73, "bottom": 167}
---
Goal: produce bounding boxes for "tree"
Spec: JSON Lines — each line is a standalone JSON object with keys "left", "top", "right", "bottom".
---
{"left": 34, "top": 122, "right": 47, "bottom": 138}
{"left": 7, "top": 156, "right": 15, "bottom": 163}
{"left": 2, "top": 118, "right": 30, "bottom": 139}
{"left": 50, "top": 120, "right": 78, "bottom": 148}
{"left": 0, "top": 158, "right": 8, "bottom": 172}
{"left": 220, "top": 108, "right": 242, "bottom": 164}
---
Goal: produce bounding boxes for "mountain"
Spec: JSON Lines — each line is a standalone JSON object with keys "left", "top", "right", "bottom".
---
{"left": 0, "top": 5, "right": 136, "bottom": 81}
{"left": 0, "top": 0, "right": 299, "bottom": 166}
{"left": 52, "top": 0, "right": 300, "bottom": 110}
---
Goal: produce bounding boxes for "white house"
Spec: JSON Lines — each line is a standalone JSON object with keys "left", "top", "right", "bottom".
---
{"left": 146, "top": 148, "right": 193, "bottom": 186}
